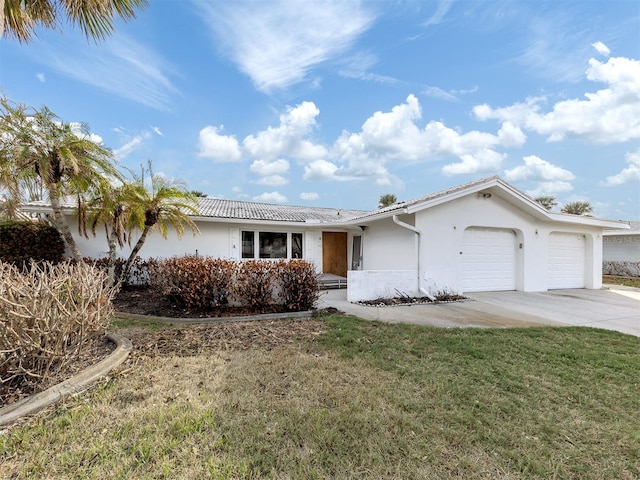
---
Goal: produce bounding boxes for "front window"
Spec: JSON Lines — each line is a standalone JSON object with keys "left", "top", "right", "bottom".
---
{"left": 241, "top": 231, "right": 304, "bottom": 259}
{"left": 259, "top": 232, "right": 287, "bottom": 258}
{"left": 242, "top": 231, "right": 254, "bottom": 258}
{"left": 292, "top": 233, "right": 303, "bottom": 259}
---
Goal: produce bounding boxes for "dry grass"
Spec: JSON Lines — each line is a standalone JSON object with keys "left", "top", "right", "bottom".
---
{"left": 603, "top": 275, "right": 640, "bottom": 288}
{"left": 1, "top": 315, "right": 639, "bottom": 479}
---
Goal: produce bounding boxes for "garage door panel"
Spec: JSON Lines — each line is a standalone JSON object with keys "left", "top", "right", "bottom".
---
{"left": 462, "top": 228, "right": 517, "bottom": 292}
{"left": 548, "top": 233, "right": 585, "bottom": 289}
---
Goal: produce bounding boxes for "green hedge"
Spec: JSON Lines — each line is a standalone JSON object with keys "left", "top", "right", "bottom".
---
{"left": 0, "top": 221, "right": 65, "bottom": 265}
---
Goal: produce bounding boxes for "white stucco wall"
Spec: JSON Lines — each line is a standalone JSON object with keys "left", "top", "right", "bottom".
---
{"left": 359, "top": 216, "right": 416, "bottom": 270}
{"left": 412, "top": 194, "right": 603, "bottom": 294}
{"left": 347, "top": 270, "right": 419, "bottom": 302}
{"left": 353, "top": 193, "right": 604, "bottom": 296}
{"left": 64, "top": 214, "right": 326, "bottom": 271}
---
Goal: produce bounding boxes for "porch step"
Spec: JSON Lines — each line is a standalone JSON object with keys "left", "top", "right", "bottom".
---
{"left": 318, "top": 273, "right": 347, "bottom": 290}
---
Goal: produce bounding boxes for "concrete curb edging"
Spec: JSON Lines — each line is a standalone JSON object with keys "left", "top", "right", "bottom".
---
{"left": 0, "top": 333, "right": 132, "bottom": 427}
{"left": 115, "top": 310, "right": 315, "bottom": 325}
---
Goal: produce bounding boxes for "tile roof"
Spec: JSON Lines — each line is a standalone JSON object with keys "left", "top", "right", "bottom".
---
{"left": 21, "top": 196, "right": 366, "bottom": 224}
{"left": 194, "top": 198, "right": 366, "bottom": 223}
{"left": 604, "top": 221, "right": 640, "bottom": 235}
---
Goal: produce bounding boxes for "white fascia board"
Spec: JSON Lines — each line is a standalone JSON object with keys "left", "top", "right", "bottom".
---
{"left": 604, "top": 229, "right": 638, "bottom": 236}
{"left": 547, "top": 213, "right": 630, "bottom": 229}
{"left": 337, "top": 207, "right": 409, "bottom": 226}
{"left": 190, "top": 216, "right": 315, "bottom": 228}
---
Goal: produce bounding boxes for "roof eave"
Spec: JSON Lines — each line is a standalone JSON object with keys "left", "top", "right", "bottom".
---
{"left": 548, "top": 214, "right": 630, "bottom": 229}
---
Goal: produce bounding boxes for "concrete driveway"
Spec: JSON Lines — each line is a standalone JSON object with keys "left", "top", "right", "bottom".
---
{"left": 317, "top": 287, "right": 640, "bottom": 337}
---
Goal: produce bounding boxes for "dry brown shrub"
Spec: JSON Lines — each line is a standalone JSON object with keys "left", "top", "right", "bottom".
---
{"left": 234, "top": 260, "right": 275, "bottom": 312}
{"left": 148, "top": 256, "right": 235, "bottom": 310}
{"left": 146, "top": 257, "right": 320, "bottom": 313}
{"left": 276, "top": 259, "right": 319, "bottom": 311}
{"left": 603, "top": 261, "right": 640, "bottom": 277}
{"left": 0, "top": 261, "right": 116, "bottom": 389}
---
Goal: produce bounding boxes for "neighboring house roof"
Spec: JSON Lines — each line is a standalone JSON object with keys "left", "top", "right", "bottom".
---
{"left": 604, "top": 221, "right": 640, "bottom": 236}
{"left": 20, "top": 176, "right": 629, "bottom": 230}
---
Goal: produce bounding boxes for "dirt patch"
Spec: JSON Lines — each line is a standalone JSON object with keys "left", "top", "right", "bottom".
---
{"left": 119, "top": 319, "right": 326, "bottom": 359}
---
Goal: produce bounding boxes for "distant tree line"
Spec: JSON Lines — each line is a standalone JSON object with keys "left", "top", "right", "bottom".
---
{"left": 534, "top": 196, "right": 593, "bottom": 216}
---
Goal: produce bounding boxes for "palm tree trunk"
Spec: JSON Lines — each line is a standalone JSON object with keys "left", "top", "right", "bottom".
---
{"left": 122, "top": 225, "right": 151, "bottom": 281}
{"left": 47, "top": 183, "right": 82, "bottom": 260}
{"left": 107, "top": 229, "right": 118, "bottom": 286}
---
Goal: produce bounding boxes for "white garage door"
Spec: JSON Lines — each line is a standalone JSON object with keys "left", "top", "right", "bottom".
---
{"left": 548, "top": 233, "right": 585, "bottom": 289}
{"left": 462, "top": 228, "right": 517, "bottom": 292}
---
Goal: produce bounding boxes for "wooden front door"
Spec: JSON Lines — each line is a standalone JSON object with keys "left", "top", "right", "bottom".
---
{"left": 322, "top": 232, "right": 348, "bottom": 277}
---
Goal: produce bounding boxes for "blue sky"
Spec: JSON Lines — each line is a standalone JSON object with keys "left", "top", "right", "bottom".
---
{"left": 2, "top": 0, "right": 639, "bottom": 219}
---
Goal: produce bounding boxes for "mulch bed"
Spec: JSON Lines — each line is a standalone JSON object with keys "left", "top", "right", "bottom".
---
{"left": 114, "top": 285, "right": 300, "bottom": 318}
{"left": 358, "top": 293, "right": 467, "bottom": 307}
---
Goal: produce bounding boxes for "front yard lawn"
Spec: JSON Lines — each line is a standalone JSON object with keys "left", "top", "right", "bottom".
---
{"left": 1, "top": 315, "right": 639, "bottom": 479}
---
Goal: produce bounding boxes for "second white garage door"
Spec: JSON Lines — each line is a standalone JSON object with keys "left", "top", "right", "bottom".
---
{"left": 548, "top": 233, "right": 585, "bottom": 289}
{"left": 462, "top": 228, "right": 517, "bottom": 292}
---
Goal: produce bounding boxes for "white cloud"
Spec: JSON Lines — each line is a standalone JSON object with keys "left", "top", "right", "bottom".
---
{"left": 249, "top": 158, "right": 289, "bottom": 176}
{"left": 592, "top": 41, "right": 611, "bottom": 57}
{"left": 331, "top": 94, "right": 521, "bottom": 180}
{"left": 112, "top": 129, "right": 159, "bottom": 161}
{"left": 503, "top": 155, "right": 575, "bottom": 197}
{"left": 604, "top": 149, "right": 640, "bottom": 186}
{"left": 339, "top": 69, "right": 400, "bottom": 85}
{"left": 423, "top": 86, "right": 458, "bottom": 102}
{"left": 423, "top": 0, "right": 454, "bottom": 27}
{"left": 243, "top": 101, "right": 326, "bottom": 161}
{"left": 36, "top": 73, "right": 46, "bottom": 82}
{"left": 151, "top": 126, "right": 163, "bottom": 136}
{"left": 31, "top": 33, "right": 179, "bottom": 110}
{"left": 194, "top": 0, "right": 375, "bottom": 92}
{"left": 198, "top": 125, "right": 242, "bottom": 162}
{"left": 516, "top": 11, "right": 601, "bottom": 83}
{"left": 300, "top": 192, "right": 319, "bottom": 201}
{"left": 473, "top": 53, "right": 640, "bottom": 143}
{"left": 441, "top": 150, "right": 506, "bottom": 176}
{"left": 248, "top": 159, "right": 290, "bottom": 186}
{"left": 526, "top": 181, "right": 574, "bottom": 198}
{"left": 69, "top": 122, "right": 104, "bottom": 145}
{"left": 254, "top": 175, "right": 288, "bottom": 186}
{"left": 503, "top": 155, "right": 575, "bottom": 182}
{"left": 253, "top": 191, "right": 287, "bottom": 203}
{"left": 303, "top": 159, "right": 342, "bottom": 181}
{"left": 497, "top": 122, "right": 527, "bottom": 147}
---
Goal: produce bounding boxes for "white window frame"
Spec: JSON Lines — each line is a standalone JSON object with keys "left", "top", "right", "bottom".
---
{"left": 240, "top": 230, "right": 304, "bottom": 260}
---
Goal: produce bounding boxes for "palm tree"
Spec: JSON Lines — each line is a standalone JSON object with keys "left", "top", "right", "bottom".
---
{"left": 120, "top": 163, "right": 200, "bottom": 281}
{"left": 0, "top": 97, "right": 120, "bottom": 259}
{"left": 378, "top": 193, "right": 398, "bottom": 209}
{"left": 1, "top": 0, "right": 147, "bottom": 43}
{"left": 85, "top": 181, "right": 145, "bottom": 283}
{"left": 561, "top": 201, "right": 593, "bottom": 216}
{"left": 534, "top": 195, "right": 558, "bottom": 211}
